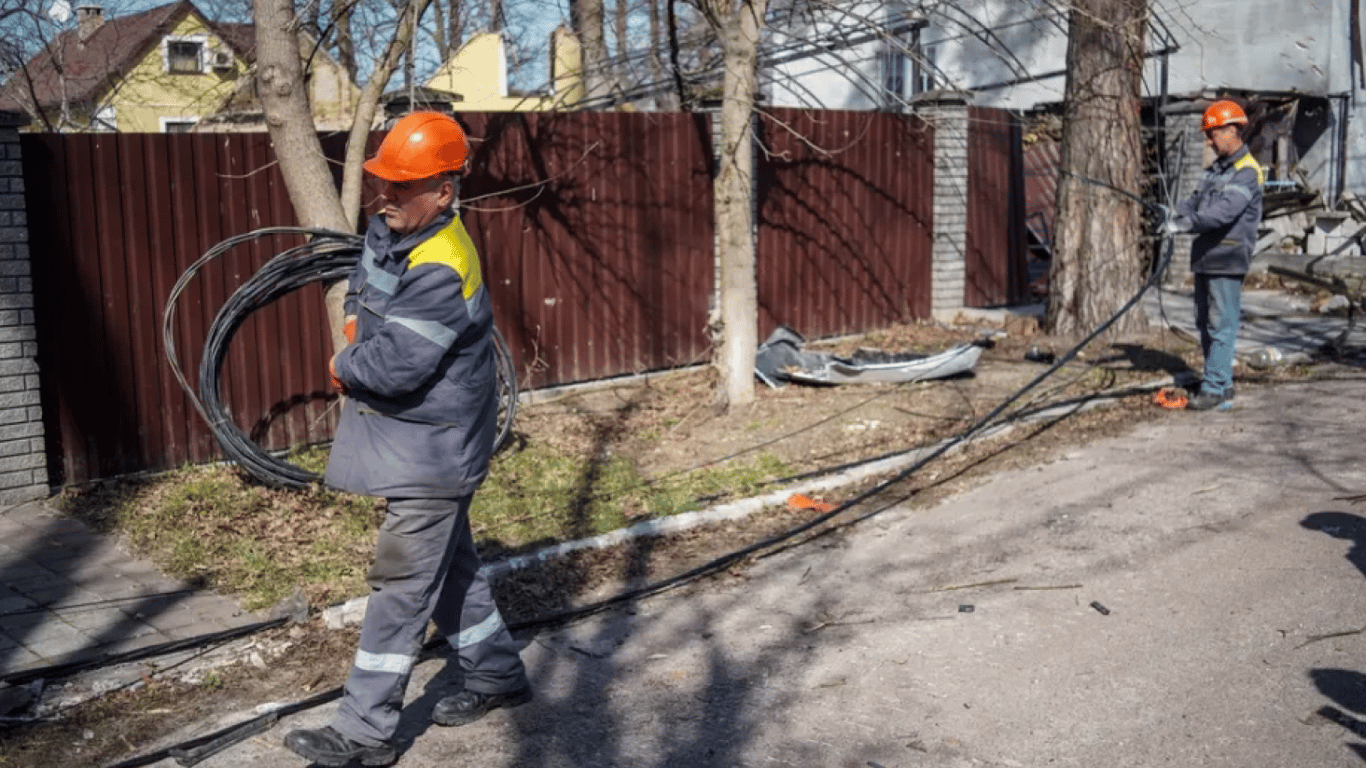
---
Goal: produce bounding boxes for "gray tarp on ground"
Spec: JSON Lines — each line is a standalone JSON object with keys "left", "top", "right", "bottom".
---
{"left": 754, "top": 326, "right": 984, "bottom": 387}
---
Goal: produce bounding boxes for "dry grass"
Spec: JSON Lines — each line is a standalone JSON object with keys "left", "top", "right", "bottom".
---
{"left": 52, "top": 316, "right": 1314, "bottom": 614}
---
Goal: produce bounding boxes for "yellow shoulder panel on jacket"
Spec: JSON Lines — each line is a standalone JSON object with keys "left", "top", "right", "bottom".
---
{"left": 408, "top": 217, "right": 484, "bottom": 300}
{"left": 1234, "top": 153, "right": 1265, "bottom": 187}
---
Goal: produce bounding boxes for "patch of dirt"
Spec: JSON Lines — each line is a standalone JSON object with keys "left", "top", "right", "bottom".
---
{"left": 0, "top": 315, "right": 1311, "bottom": 767}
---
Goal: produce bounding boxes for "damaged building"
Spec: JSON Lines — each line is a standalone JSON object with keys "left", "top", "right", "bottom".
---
{"left": 766, "top": 1, "right": 1366, "bottom": 273}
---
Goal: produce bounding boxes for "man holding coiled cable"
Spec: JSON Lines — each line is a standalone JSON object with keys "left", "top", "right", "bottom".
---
{"left": 283, "top": 111, "right": 531, "bottom": 767}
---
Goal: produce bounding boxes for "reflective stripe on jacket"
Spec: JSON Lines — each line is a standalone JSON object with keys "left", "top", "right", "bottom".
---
{"left": 1177, "top": 144, "right": 1264, "bottom": 276}
{"left": 325, "top": 210, "right": 497, "bottom": 498}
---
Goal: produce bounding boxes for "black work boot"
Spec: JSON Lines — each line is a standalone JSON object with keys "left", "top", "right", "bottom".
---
{"left": 1187, "top": 389, "right": 1233, "bottom": 411}
{"left": 431, "top": 685, "right": 533, "bottom": 727}
{"left": 282, "top": 726, "right": 396, "bottom": 767}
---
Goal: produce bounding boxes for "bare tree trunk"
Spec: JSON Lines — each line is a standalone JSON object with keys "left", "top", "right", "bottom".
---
{"left": 454, "top": 0, "right": 467, "bottom": 45}
{"left": 696, "top": 0, "right": 768, "bottom": 410}
{"left": 667, "top": 0, "right": 688, "bottom": 109}
{"left": 338, "top": 0, "right": 432, "bottom": 223}
{"left": 614, "top": 0, "right": 629, "bottom": 92}
{"left": 254, "top": 0, "right": 428, "bottom": 353}
{"left": 569, "top": 0, "right": 611, "bottom": 106}
{"left": 431, "top": 0, "right": 449, "bottom": 60}
{"left": 329, "top": 2, "right": 356, "bottom": 78}
{"left": 254, "top": 0, "right": 355, "bottom": 352}
{"left": 648, "top": 0, "right": 670, "bottom": 109}
{"left": 254, "top": 0, "right": 352, "bottom": 352}
{"left": 429, "top": 0, "right": 467, "bottom": 58}
{"left": 254, "top": 0, "right": 349, "bottom": 232}
{"left": 1046, "top": 0, "right": 1149, "bottom": 337}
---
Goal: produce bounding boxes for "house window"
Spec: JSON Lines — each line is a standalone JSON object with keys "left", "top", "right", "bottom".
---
{"left": 164, "top": 36, "right": 206, "bottom": 74}
{"left": 912, "top": 37, "right": 937, "bottom": 97}
{"left": 882, "top": 5, "right": 929, "bottom": 107}
{"left": 161, "top": 117, "right": 199, "bottom": 133}
{"left": 882, "top": 45, "right": 907, "bottom": 102}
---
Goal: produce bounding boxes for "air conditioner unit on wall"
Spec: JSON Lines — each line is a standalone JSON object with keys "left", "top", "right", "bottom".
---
{"left": 210, "top": 50, "right": 233, "bottom": 70}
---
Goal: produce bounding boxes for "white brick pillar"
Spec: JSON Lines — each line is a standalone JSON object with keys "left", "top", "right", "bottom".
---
{"left": 915, "top": 90, "right": 971, "bottom": 319}
{"left": 0, "top": 112, "right": 48, "bottom": 504}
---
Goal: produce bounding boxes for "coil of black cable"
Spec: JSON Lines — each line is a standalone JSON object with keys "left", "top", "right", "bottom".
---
{"left": 164, "top": 227, "right": 518, "bottom": 491}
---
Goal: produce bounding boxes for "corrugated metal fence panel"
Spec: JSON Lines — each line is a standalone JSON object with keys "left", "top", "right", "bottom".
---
{"left": 22, "top": 108, "right": 996, "bottom": 485}
{"left": 965, "top": 106, "right": 1028, "bottom": 307}
{"left": 24, "top": 116, "right": 714, "bottom": 484}
{"left": 460, "top": 112, "right": 715, "bottom": 388}
{"left": 1023, "top": 138, "right": 1060, "bottom": 250}
{"left": 756, "top": 108, "right": 934, "bottom": 340}
{"left": 24, "top": 132, "right": 336, "bottom": 484}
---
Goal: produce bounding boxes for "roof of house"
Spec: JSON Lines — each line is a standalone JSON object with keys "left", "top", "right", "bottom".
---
{"left": 210, "top": 21, "right": 255, "bottom": 59}
{"left": 0, "top": 0, "right": 191, "bottom": 112}
{"left": 0, "top": 0, "right": 261, "bottom": 115}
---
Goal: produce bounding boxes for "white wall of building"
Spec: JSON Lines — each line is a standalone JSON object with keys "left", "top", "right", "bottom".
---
{"left": 764, "top": 0, "right": 1366, "bottom": 199}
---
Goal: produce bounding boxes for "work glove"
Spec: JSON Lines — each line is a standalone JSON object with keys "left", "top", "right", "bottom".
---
{"left": 1162, "top": 213, "right": 1194, "bottom": 234}
{"left": 343, "top": 314, "right": 357, "bottom": 344}
{"left": 329, "top": 357, "right": 345, "bottom": 393}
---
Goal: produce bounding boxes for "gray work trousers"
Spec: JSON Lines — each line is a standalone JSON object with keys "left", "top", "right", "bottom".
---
{"left": 332, "top": 496, "right": 528, "bottom": 746}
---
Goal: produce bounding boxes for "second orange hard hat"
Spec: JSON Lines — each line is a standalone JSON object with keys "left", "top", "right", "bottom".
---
{"left": 1202, "top": 100, "right": 1248, "bottom": 131}
{"left": 364, "top": 111, "right": 469, "bottom": 182}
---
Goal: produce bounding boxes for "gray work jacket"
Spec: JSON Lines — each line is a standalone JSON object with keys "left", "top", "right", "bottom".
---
{"left": 325, "top": 210, "right": 497, "bottom": 498}
{"left": 1177, "top": 144, "right": 1264, "bottom": 276}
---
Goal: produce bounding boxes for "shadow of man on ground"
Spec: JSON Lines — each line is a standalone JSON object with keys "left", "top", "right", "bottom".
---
{"left": 1107, "top": 343, "right": 1196, "bottom": 381}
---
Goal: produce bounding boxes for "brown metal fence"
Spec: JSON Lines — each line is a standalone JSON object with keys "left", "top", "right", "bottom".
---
{"left": 965, "top": 106, "right": 1028, "bottom": 307}
{"left": 458, "top": 112, "right": 717, "bottom": 386}
{"left": 23, "top": 113, "right": 719, "bottom": 485}
{"left": 23, "top": 132, "right": 335, "bottom": 484}
{"left": 757, "top": 108, "right": 934, "bottom": 338}
{"left": 22, "top": 108, "right": 1005, "bottom": 486}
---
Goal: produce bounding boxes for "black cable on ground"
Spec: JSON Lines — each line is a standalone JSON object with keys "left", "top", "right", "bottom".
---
{"left": 99, "top": 686, "right": 343, "bottom": 768}
{"left": 110, "top": 214, "right": 1173, "bottom": 766}
{"left": 0, "top": 618, "right": 288, "bottom": 688}
{"left": 509, "top": 233, "right": 1178, "bottom": 632}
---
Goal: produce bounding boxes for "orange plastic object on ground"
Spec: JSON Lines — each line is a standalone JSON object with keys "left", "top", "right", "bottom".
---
{"left": 1153, "top": 387, "right": 1188, "bottom": 409}
{"left": 787, "top": 494, "right": 836, "bottom": 513}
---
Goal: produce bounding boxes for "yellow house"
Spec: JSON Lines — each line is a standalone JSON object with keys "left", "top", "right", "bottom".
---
{"left": 424, "top": 28, "right": 583, "bottom": 112}
{"left": 0, "top": 0, "right": 358, "bottom": 132}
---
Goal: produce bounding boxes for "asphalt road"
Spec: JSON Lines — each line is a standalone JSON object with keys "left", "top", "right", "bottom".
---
{"left": 155, "top": 370, "right": 1366, "bottom": 768}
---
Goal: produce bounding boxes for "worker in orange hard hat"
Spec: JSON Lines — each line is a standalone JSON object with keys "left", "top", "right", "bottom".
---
{"left": 284, "top": 111, "right": 530, "bottom": 767}
{"left": 1165, "top": 99, "right": 1264, "bottom": 411}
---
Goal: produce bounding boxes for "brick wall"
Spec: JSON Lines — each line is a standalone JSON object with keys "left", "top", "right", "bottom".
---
{"left": 916, "top": 91, "right": 970, "bottom": 317}
{"left": 0, "top": 112, "right": 48, "bottom": 504}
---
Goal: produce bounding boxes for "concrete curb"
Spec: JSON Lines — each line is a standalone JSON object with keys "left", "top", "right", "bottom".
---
{"left": 316, "top": 376, "right": 1177, "bottom": 629}
{"left": 483, "top": 374, "right": 1181, "bottom": 581}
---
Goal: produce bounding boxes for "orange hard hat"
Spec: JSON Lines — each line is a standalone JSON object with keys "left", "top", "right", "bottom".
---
{"left": 1202, "top": 100, "right": 1248, "bottom": 131}
{"left": 363, "top": 111, "right": 469, "bottom": 181}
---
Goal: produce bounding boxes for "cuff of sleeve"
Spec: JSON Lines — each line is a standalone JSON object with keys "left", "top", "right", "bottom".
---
{"left": 331, "top": 347, "right": 355, "bottom": 390}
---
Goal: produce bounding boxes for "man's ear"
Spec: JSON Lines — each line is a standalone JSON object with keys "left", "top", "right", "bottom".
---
{"left": 437, "top": 177, "right": 457, "bottom": 207}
